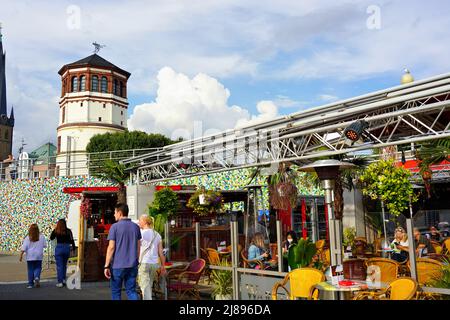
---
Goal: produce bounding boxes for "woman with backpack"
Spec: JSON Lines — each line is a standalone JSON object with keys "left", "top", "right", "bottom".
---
{"left": 50, "top": 219, "right": 76, "bottom": 287}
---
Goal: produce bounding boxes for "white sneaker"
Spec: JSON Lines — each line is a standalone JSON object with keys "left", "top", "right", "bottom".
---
{"left": 26, "top": 285, "right": 33, "bottom": 289}
{"left": 56, "top": 283, "right": 64, "bottom": 288}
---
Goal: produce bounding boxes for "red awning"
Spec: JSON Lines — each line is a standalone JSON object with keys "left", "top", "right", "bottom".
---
{"left": 63, "top": 186, "right": 120, "bottom": 194}
{"left": 155, "top": 185, "right": 182, "bottom": 191}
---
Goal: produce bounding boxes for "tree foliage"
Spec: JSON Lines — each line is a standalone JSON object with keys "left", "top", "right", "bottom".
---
{"left": 360, "top": 159, "right": 417, "bottom": 217}
{"left": 86, "top": 130, "right": 176, "bottom": 153}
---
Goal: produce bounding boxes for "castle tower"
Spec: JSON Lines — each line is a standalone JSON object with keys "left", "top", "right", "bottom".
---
{"left": 56, "top": 53, "right": 130, "bottom": 176}
{"left": 0, "top": 24, "right": 14, "bottom": 162}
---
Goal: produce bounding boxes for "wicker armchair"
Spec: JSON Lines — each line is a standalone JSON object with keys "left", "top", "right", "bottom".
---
{"left": 353, "top": 277, "right": 418, "bottom": 300}
{"left": 167, "top": 258, "right": 206, "bottom": 299}
{"left": 365, "top": 257, "right": 399, "bottom": 283}
{"left": 272, "top": 268, "right": 325, "bottom": 300}
{"left": 413, "top": 258, "right": 444, "bottom": 300}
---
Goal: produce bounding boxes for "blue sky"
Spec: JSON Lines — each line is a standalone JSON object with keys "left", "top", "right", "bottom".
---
{"left": 1, "top": 0, "right": 450, "bottom": 154}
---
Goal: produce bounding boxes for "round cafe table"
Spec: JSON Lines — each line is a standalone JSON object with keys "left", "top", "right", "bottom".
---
{"left": 313, "top": 280, "right": 388, "bottom": 300}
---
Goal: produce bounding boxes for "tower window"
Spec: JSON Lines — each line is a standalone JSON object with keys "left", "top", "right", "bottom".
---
{"left": 121, "top": 121, "right": 123, "bottom": 126}
{"left": 71, "top": 76, "right": 78, "bottom": 92}
{"left": 98, "top": 117, "right": 102, "bottom": 122}
{"left": 4, "top": 130, "right": 8, "bottom": 140}
{"left": 113, "top": 79, "right": 118, "bottom": 96}
{"left": 57, "top": 136, "right": 61, "bottom": 153}
{"left": 91, "top": 75, "right": 99, "bottom": 92}
{"left": 80, "top": 102, "right": 83, "bottom": 107}
{"left": 101, "top": 76, "right": 108, "bottom": 93}
{"left": 103, "top": 103, "right": 106, "bottom": 108}
{"left": 79, "top": 75, "right": 86, "bottom": 91}
{"left": 121, "top": 110, "right": 123, "bottom": 115}
{"left": 62, "top": 107, "right": 65, "bottom": 123}
{"left": 119, "top": 81, "right": 124, "bottom": 97}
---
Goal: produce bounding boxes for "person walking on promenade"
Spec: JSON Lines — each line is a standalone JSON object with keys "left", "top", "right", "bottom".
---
{"left": 137, "top": 214, "right": 166, "bottom": 300}
{"left": 104, "top": 203, "right": 142, "bottom": 300}
{"left": 20, "top": 224, "right": 47, "bottom": 289}
{"left": 50, "top": 219, "right": 76, "bottom": 287}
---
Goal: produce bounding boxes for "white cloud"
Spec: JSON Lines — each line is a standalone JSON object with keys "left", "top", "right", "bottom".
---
{"left": 128, "top": 67, "right": 278, "bottom": 139}
{"left": 318, "top": 94, "right": 338, "bottom": 102}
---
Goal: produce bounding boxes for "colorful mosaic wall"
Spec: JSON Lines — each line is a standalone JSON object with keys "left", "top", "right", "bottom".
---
{"left": 162, "top": 168, "right": 323, "bottom": 210}
{"left": 0, "top": 176, "right": 113, "bottom": 252}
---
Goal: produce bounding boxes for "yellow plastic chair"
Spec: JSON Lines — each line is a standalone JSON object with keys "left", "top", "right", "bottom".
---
{"left": 365, "top": 258, "right": 399, "bottom": 283}
{"left": 272, "top": 268, "right": 325, "bottom": 300}
{"left": 430, "top": 241, "right": 443, "bottom": 255}
{"left": 443, "top": 238, "right": 450, "bottom": 255}
{"left": 354, "top": 277, "right": 418, "bottom": 300}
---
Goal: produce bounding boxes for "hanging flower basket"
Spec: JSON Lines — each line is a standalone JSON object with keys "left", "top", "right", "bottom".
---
{"left": 187, "top": 189, "right": 224, "bottom": 217}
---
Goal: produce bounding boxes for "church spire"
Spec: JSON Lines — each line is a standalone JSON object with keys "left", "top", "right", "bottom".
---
{"left": 0, "top": 22, "right": 7, "bottom": 117}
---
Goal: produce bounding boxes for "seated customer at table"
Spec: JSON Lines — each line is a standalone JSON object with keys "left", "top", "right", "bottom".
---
{"left": 427, "top": 226, "right": 442, "bottom": 242}
{"left": 390, "top": 227, "right": 409, "bottom": 263}
{"left": 248, "top": 232, "right": 269, "bottom": 269}
{"left": 414, "top": 228, "right": 435, "bottom": 257}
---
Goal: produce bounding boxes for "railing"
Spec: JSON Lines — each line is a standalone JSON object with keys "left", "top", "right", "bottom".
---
{"left": 0, "top": 147, "right": 162, "bottom": 181}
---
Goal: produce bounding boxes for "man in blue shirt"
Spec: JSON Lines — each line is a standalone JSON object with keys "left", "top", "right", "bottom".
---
{"left": 104, "top": 203, "right": 142, "bottom": 300}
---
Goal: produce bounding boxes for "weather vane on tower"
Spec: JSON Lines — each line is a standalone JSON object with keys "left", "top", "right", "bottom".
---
{"left": 92, "top": 41, "right": 106, "bottom": 54}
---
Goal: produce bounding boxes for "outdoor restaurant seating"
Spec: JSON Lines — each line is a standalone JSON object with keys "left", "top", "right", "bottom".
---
{"left": 354, "top": 237, "right": 368, "bottom": 256}
{"left": 315, "top": 239, "right": 326, "bottom": 256}
{"left": 430, "top": 240, "right": 443, "bottom": 254}
{"left": 353, "top": 277, "right": 419, "bottom": 300}
{"left": 365, "top": 258, "right": 399, "bottom": 283}
{"left": 167, "top": 258, "right": 206, "bottom": 300}
{"left": 372, "top": 237, "right": 385, "bottom": 257}
{"left": 206, "top": 248, "right": 221, "bottom": 265}
{"left": 272, "top": 268, "right": 325, "bottom": 300}
{"left": 241, "top": 249, "right": 264, "bottom": 269}
{"left": 443, "top": 238, "right": 450, "bottom": 255}
{"left": 411, "top": 258, "right": 444, "bottom": 299}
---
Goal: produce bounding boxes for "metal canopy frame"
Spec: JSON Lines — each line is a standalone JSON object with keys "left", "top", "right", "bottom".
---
{"left": 121, "top": 72, "right": 450, "bottom": 184}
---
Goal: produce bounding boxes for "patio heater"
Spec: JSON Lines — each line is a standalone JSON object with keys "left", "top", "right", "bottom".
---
{"left": 299, "top": 160, "right": 355, "bottom": 266}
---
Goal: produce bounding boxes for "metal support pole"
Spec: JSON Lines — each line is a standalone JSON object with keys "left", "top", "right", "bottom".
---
{"left": 276, "top": 219, "right": 283, "bottom": 272}
{"left": 381, "top": 201, "right": 389, "bottom": 248}
{"left": 230, "top": 217, "right": 239, "bottom": 300}
{"left": 407, "top": 200, "right": 418, "bottom": 280}
{"left": 164, "top": 222, "right": 170, "bottom": 261}
{"left": 195, "top": 221, "right": 200, "bottom": 259}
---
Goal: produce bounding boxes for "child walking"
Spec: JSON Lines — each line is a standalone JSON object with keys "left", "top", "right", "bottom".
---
{"left": 20, "top": 224, "right": 47, "bottom": 288}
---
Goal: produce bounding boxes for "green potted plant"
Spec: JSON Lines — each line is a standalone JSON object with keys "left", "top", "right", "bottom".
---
{"left": 343, "top": 227, "right": 356, "bottom": 256}
{"left": 211, "top": 259, "right": 233, "bottom": 300}
{"left": 187, "top": 188, "right": 224, "bottom": 217}
{"left": 428, "top": 258, "right": 450, "bottom": 300}
{"left": 287, "top": 238, "right": 317, "bottom": 270}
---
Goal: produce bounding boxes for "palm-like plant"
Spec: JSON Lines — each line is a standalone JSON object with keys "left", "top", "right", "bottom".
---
{"left": 93, "top": 159, "right": 129, "bottom": 204}
{"left": 415, "top": 138, "right": 450, "bottom": 198}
